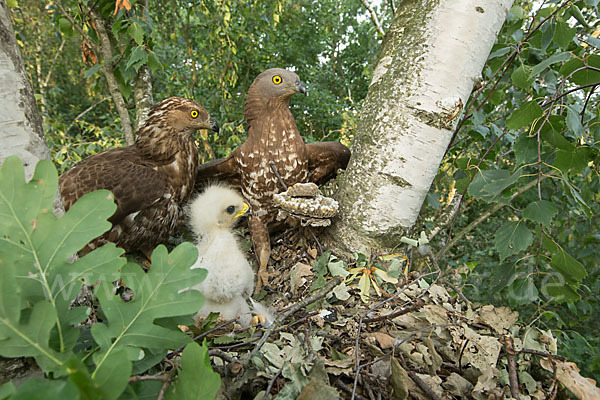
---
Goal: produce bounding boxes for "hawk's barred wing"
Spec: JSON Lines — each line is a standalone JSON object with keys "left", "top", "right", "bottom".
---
{"left": 195, "top": 153, "right": 241, "bottom": 191}
{"left": 306, "top": 141, "right": 351, "bottom": 185}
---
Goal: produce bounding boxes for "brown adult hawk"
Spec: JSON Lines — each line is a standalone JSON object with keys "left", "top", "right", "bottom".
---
{"left": 195, "top": 68, "right": 351, "bottom": 293}
{"left": 59, "top": 97, "right": 219, "bottom": 256}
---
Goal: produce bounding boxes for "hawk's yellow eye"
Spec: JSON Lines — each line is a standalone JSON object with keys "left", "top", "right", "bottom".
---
{"left": 190, "top": 110, "right": 199, "bottom": 118}
{"left": 272, "top": 75, "right": 282, "bottom": 85}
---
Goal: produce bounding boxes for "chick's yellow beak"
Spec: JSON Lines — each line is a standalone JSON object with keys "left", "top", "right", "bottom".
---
{"left": 235, "top": 202, "right": 249, "bottom": 219}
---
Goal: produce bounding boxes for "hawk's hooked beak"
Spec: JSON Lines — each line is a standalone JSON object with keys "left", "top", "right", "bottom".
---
{"left": 208, "top": 118, "right": 220, "bottom": 133}
{"left": 234, "top": 202, "right": 250, "bottom": 219}
{"left": 293, "top": 81, "right": 307, "bottom": 96}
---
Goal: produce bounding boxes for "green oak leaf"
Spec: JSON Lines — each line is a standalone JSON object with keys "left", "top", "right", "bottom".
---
{"left": 91, "top": 243, "right": 205, "bottom": 385}
{"left": 166, "top": 342, "right": 221, "bottom": 400}
{"left": 0, "top": 157, "right": 125, "bottom": 373}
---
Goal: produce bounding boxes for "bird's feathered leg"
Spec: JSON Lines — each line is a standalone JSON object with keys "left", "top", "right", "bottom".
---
{"left": 249, "top": 214, "right": 272, "bottom": 294}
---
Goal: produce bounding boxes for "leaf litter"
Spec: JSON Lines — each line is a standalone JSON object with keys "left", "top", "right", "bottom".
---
{"left": 183, "top": 227, "right": 599, "bottom": 399}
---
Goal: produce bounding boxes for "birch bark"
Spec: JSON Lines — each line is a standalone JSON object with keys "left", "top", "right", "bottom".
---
{"left": 326, "top": 0, "right": 514, "bottom": 255}
{"left": 0, "top": 0, "right": 49, "bottom": 180}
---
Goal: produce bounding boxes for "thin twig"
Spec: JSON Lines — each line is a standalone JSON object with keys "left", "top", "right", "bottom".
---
{"left": 359, "top": 0, "right": 385, "bottom": 37}
{"left": 128, "top": 374, "right": 168, "bottom": 383}
{"left": 263, "top": 362, "right": 285, "bottom": 400}
{"left": 580, "top": 84, "right": 598, "bottom": 124}
{"left": 64, "top": 97, "right": 110, "bottom": 134}
{"left": 407, "top": 369, "right": 443, "bottom": 400}
{"left": 518, "top": 348, "right": 566, "bottom": 361}
{"left": 503, "top": 335, "right": 521, "bottom": 400}
{"left": 251, "top": 276, "right": 342, "bottom": 355}
{"left": 307, "top": 226, "right": 324, "bottom": 255}
{"left": 337, "top": 380, "right": 369, "bottom": 400}
{"left": 157, "top": 378, "right": 170, "bottom": 400}
{"left": 208, "top": 349, "right": 234, "bottom": 363}
{"left": 168, "top": 318, "right": 237, "bottom": 359}
{"left": 362, "top": 298, "right": 424, "bottom": 323}
{"left": 42, "top": 38, "right": 66, "bottom": 90}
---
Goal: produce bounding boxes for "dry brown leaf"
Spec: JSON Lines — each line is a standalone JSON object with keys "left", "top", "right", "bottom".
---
{"left": 80, "top": 39, "right": 97, "bottom": 65}
{"left": 369, "top": 331, "right": 396, "bottom": 349}
{"left": 442, "top": 372, "right": 473, "bottom": 397}
{"left": 289, "top": 262, "right": 312, "bottom": 295}
{"left": 540, "top": 359, "right": 600, "bottom": 400}
{"left": 113, "top": 0, "right": 132, "bottom": 16}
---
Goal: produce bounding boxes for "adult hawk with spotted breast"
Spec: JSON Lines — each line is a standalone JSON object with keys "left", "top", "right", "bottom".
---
{"left": 59, "top": 97, "right": 219, "bottom": 256}
{"left": 195, "top": 68, "right": 351, "bottom": 293}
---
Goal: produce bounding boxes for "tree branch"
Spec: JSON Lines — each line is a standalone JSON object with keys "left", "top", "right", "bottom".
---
{"left": 56, "top": 1, "right": 135, "bottom": 145}
{"left": 88, "top": 9, "right": 135, "bottom": 145}
{"left": 359, "top": 0, "right": 385, "bottom": 37}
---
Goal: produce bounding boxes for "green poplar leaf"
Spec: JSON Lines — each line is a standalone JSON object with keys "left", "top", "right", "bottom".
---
{"left": 513, "top": 134, "right": 538, "bottom": 165}
{"left": 126, "top": 46, "right": 148, "bottom": 72}
{"left": 544, "top": 279, "right": 581, "bottom": 303}
{"left": 313, "top": 251, "right": 331, "bottom": 276}
{"left": 523, "top": 200, "right": 558, "bottom": 227}
{"left": 511, "top": 65, "right": 534, "bottom": 91}
{"left": 166, "top": 342, "right": 221, "bottom": 400}
{"left": 567, "top": 5, "right": 589, "bottom": 28}
{"left": 553, "top": 21, "right": 576, "bottom": 48}
{"left": 554, "top": 148, "right": 590, "bottom": 172}
{"left": 127, "top": 22, "right": 145, "bottom": 45}
{"left": 147, "top": 51, "right": 163, "bottom": 73}
{"left": 84, "top": 64, "right": 102, "bottom": 79}
{"left": 468, "top": 169, "right": 521, "bottom": 202}
{"left": 561, "top": 55, "right": 600, "bottom": 85}
{"left": 511, "top": 278, "right": 539, "bottom": 304}
{"left": 488, "top": 46, "right": 511, "bottom": 59}
{"left": 542, "top": 235, "right": 560, "bottom": 253}
{"left": 536, "top": 115, "right": 573, "bottom": 151}
{"left": 506, "top": 100, "right": 543, "bottom": 130}
{"left": 566, "top": 106, "right": 585, "bottom": 138}
{"left": 494, "top": 221, "right": 533, "bottom": 261}
{"left": 58, "top": 17, "right": 73, "bottom": 36}
{"left": 65, "top": 358, "right": 101, "bottom": 400}
{"left": 530, "top": 52, "right": 570, "bottom": 77}
{"left": 551, "top": 249, "right": 587, "bottom": 283}
{"left": 328, "top": 259, "right": 348, "bottom": 278}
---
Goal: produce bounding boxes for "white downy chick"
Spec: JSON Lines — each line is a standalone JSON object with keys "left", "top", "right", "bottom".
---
{"left": 187, "top": 184, "right": 272, "bottom": 326}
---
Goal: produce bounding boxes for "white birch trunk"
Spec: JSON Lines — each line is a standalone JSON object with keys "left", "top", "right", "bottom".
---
{"left": 0, "top": 0, "right": 49, "bottom": 180}
{"left": 326, "top": 0, "right": 514, "bottom": 255}
{"left": 134, "top": 65, "right": 154, "bottom": 130}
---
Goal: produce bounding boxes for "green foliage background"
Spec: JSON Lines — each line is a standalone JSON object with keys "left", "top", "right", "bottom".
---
{"left": 5, "top": 0, "right": 600, "bottom": 388}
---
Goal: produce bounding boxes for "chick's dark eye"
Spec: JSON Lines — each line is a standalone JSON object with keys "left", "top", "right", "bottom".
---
{"left": 226, "top": 205, "right": 235, "bottom": 214}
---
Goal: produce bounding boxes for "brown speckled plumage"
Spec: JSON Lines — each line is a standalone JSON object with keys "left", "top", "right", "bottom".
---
{"left": 59, "top": 97, "right": 219, "bottom": 256}
{"left": 195, "top": 69, "right": 350, "bottom": 292}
